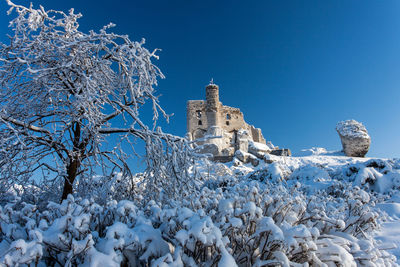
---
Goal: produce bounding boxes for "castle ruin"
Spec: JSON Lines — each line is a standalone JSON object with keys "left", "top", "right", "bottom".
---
{"left": 187, "top": 81, "right": 284, "bottom": 163}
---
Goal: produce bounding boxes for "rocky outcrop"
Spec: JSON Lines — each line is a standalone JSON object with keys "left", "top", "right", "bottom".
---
{"left": 235, "top": 150, "right": 259, "bottom": 166}
{"left": 336, "top": 120, "right": 370, "bottom": 157}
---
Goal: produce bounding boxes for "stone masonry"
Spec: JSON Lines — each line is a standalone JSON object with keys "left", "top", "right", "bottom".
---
{"left": 187, "top": 81, "right": 268, "bottom": 162}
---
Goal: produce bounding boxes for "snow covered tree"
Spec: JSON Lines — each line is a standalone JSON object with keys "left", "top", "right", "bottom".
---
{"left": 0, "top": 1, "right": 197, "bottom": 201}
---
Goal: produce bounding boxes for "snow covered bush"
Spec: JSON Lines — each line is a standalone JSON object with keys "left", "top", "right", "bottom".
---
{"left": 1, "top": 156, "right": 398, "bottom": 266}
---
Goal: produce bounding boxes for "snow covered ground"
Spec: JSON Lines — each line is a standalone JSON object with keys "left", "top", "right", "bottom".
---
{"left": 1, "top": 148, "right": 400, "bottom": 266}
{"left": 261, "top": 148, "right": 400, "bottom": 264}
{"left": 375, "top": 196, "right": 400, "bottom": 262}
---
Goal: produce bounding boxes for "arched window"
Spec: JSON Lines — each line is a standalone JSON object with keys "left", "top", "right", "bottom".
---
{"left": 226, "top": 114, "right": 231, "bottom": 120}
{"left": 196, "top": 110, "right": 202, "bottom": 118}
{"left": 198, "top": 120, "right": 202, "bottom": 125}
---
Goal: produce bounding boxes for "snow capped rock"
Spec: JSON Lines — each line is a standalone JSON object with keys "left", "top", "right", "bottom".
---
{"left": 336, "top": 120, "right": 370, "bottom": 139}
{"left": 336, "top": 120, "right": 371, "bottom": 157}
{"left": 248, "top": 140, "right": 271, "bottom": 158}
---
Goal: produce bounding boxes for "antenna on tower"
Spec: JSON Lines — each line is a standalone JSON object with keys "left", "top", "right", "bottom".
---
{"left": 209, "top": 78, "right": 214, "bottom": 85}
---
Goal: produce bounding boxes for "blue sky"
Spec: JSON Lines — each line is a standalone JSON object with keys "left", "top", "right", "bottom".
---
{"left": 1, "top": 0, "right": 399, "bottom": 158}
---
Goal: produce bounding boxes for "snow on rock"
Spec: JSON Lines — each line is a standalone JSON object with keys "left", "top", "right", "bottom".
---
{"left": 248, "top": 140, "right": 271, "bottom": 158}
{"left": 235, "top": 149, "right": 259, "bottom": 166}
{"left": 336, "top": 120, "right": 371, "bottom": 157}
{"left": 336, "top": 120, "right": 370, "bottom": 139}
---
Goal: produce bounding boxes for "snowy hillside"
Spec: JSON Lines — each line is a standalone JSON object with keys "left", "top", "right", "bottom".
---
{"left": 1, "top": 149, "right": 400, "bottom": 266}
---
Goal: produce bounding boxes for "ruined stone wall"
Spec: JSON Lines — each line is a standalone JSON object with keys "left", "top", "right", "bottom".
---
{"left": 187, "top": 82, "right": 266, "bottom": 157}
{"left": 186, "top": 100, "right": 207, "bottom": 141}
{"left": 250, "top": 125, "right": 265, "bottom": 143}
{"left": 214, "top": 105, "right": 265, "bottom": 144}
{"left": 218, "top": 106, "right": 245, "bottom": 133}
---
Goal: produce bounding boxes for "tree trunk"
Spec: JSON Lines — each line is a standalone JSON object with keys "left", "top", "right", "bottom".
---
{"left": 61, "top": 121, "right": 82, "bottom": 202}
{"left": 61, "top": 158, "right": 80, "bottom": 201}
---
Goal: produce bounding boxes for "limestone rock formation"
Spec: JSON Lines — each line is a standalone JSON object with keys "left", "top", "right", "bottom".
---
{"left": 336, "top": 120, "right": 370, "bottom": 157}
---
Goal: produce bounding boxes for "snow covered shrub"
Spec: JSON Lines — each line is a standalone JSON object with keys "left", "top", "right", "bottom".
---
{"left": 0, "top": 171, "right": 397, "bottom": 266}
{"left": 0, "top": 202, "right": 43, "bottom": 266}
{"left": 75, "top": 173, "right": 141, "bottom": 205}
{"left": 155, "top": 174, "right": 393, "bottom": 266}
{"left": 1, "top": 195, "right": 162, "bottom": 266}
{"left": 232, "top": 163, "right": 396, "bottom": 266}
{"left": 4, "top": 150, "right": 398, "bottom": 266}
{"left": 247, "top": 162, "right": 290, "bottom": 182}
{"left": 340, "top": 159, "right": 400, "bottom": 195}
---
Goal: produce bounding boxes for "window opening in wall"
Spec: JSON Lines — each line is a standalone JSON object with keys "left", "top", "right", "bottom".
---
{"left": 226, "top": 121, "right": 230, "bottom": 126}
{"left": 198, "top": 120, "right": 202, "bottom": 125}
{"left": 233, "top": 130, "right": 238, "bottom": 144}
{"left": 226, "top": 114, "right": 231, "bottom": 120}
{"left": 196, "top": 110, "right": 202, "bottom": 118}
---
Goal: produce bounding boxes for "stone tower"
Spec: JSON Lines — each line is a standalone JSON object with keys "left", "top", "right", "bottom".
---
{"left": 205, "top": 82, "right": 220, "bottom": 126}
